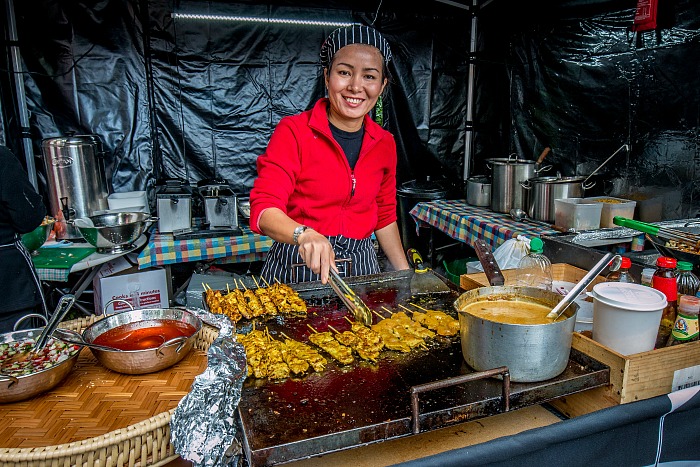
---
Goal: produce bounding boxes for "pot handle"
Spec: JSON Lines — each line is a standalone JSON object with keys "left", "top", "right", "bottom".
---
{"left": 520, "top": 180, "right": 532, "bottom": 190}
{"left": 410, "top": 366, "right": 511, "bottom": 434}
{"left": 156, "top": 336, "right": 189, "bottom": 357}
{"left": 534, "top": 164, "right": 553, "bottom": 174}
{"left": 102, "top": 298, "right": 135, "bottom": 316}
{"left": 583, "top": 180, "right": 596, "bottom": 190}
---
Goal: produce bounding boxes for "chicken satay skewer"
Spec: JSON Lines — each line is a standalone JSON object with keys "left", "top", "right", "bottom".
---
{"left": 280, "top": 332, "right": 327, "bottom": 372}
{"left": 306, "top": 324, "right": 354, "bottom": 364}
{"left": 369, "top": 310, "right": 412, "bottom": 353}
{"left": 343, "top": 316, "right": 383, "bottom": 348}
{"left": 252, "top": 275, "right": 279, "bottom": 316}
{"left": 408, "top": 303, "right": 460, "bottom": 336}
{"left": 329, "top": 325, "right": 379, "bottom": 362}
{"left": 380, "top": 306, "right": 430, "bottom": 349}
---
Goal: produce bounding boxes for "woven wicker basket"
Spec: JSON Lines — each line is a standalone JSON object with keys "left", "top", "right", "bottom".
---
{"left": 0, "top": 315, "right": 218, "bottom": 466}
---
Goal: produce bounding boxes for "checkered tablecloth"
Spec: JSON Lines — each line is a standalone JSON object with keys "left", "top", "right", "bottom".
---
{"left": 409, "top": 199, "right": 559, "bottom": 251}
{"left": 137, "top": 227, "right": 273, "bottom": 269}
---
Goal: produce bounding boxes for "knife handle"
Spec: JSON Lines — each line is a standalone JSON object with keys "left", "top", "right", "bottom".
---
{"left": 407, "top": 248, "right": 429, "bottom": 273}
{"left": 472, "top": 239, "right": 505, "bottom": 286}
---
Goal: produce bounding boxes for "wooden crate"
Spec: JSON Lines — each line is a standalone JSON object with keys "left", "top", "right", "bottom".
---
{"left": 552, "top": 335, "right": 700, "bottom": 417}
{"left": 460, "top": 263, "right": 700, "bottom": 418}
{"left": 459, "top": 262, "right": 605, "bottom": 292}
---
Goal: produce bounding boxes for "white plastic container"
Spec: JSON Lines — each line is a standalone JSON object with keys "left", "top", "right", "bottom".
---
{"left": 107, "top": 191, "right": 149, "bottom": 213}
{"left": 554, "top": 198, "right": 603, "bottom": 230}
{"left": 590, "top": 282, "right": 667, "bottom": 355}
{"left": 585, "top": 196, "right": 637, "bottom": 228}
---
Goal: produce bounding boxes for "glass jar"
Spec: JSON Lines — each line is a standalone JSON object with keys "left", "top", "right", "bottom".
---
{"left": 641, "top": 267, "right": 655, "bottom": 287}
{"left": 653, "top": 256, "right": 678, "bottom": 349}
{"left": 605, "top": 257, "right": 635, "bottom": 283}
{"left": 666, "top": 295, "right": 700, "bottom": 346}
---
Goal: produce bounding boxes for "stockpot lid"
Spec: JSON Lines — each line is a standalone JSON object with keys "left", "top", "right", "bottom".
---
{"left": 590, "top": 282, "right": 667, "bottom": 312}
{"left": 527, "top": 175, "right": 588, "bottom": 184}
{"left": 397, "top": 178, "right": 447, "bottom": 197}
{"left": 485, "top": 158, "right": 536, "bottom": 166}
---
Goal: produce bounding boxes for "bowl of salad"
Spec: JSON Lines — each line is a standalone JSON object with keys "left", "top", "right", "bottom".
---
{"left": 0, "top": 327, "right": 82, "bottom": 403}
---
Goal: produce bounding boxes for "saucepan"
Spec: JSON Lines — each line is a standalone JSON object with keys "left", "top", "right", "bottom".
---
{"left": 81, "top": 307, "right": 202, "bottom": 374}
{"left": 454, "top": 239, "right": 578, "bottom": 382}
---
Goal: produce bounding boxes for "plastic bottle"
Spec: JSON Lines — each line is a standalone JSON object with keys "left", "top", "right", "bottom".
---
{"left": 675, "top": 261, "right": 700, "bottom": 300}
{"left": 653, "top": 256, "right": 678, "bottom": 349}
{"left": 605, "top": 257, "right": 635, "bottom": 283}
{"left": 515, "top": 237, "right": 553, "bottom": 291}
{"left": 641, "top": 268, "right": 655, "bottom": 287}
{"left": 666, "top": 294, "right": 700, "bottom": 346}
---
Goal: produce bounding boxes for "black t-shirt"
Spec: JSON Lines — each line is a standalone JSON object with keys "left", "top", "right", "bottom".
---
{"left": 330, "top": 122, "right": 364, "bottom": 170}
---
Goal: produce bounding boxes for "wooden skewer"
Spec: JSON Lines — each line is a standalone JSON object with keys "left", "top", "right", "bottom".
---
{"left": 261, "top": 276, "right": 272, "bottom": 287}
{"left": 280, "top": 332, "right": 291, "bottom": 340}
{"left": 226, "top": 283, "right": 231, "bottom": 293}
{"left": 371, "top": 309, "right": 385, "bottom": 320}
{"left": 344, "top": 316, "right": 355, "bottom": 325}
{"left": 306, "top": 324, "right": 319, "bottom": 334}
{"left": 328, "top": 325, "right": 341, "bottom": 335}
{"left": 411, "top": 303, "right": 431, "bottom": 313}
{"left": 398, "top": 304, "right": 415, "bottom": 314}
{"left": 381, "top": 306, "right": 394, "bottom": 315}
{"left": 252, "top": 276, "right": 261, "bottom": 288}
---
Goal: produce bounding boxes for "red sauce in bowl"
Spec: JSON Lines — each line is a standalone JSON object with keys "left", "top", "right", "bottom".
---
{"left": 92, "top": 319, "right": 197, "bottom": 351}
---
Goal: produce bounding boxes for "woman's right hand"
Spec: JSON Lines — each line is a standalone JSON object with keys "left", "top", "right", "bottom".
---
{"left": 297, "top": 228, "right": 335, "bottom": 284}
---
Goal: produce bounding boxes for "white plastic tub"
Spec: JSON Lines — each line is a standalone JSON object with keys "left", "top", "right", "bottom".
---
{"left": 585, "top": 196, "right": 637, "bottom": 228}
{"left": 554, "top": 198, "right": 603, "bottom": 231}
{"left": 108, "top": 191, "right": 149, "bottom": 213}
{"left": 590, "top": 282, "right": 667, "bottom": 355}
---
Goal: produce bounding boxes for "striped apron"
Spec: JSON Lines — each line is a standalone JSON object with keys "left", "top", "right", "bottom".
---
{"left": 261, "top": 235, "right": 380, "bottom": 284}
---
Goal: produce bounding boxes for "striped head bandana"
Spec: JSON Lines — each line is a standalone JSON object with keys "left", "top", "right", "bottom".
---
{"left": 320, "top": 25, "right": 392, "bottom": 69}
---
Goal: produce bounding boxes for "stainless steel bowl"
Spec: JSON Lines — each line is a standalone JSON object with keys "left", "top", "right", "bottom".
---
{"left": 72, "top": 212, "right": 154, "bottom": 253}
{"left": 81, "top": 308, "right": 202, "bottom": 375}
{"left": 0, "top": 329, "right": 82, "bottom": 403}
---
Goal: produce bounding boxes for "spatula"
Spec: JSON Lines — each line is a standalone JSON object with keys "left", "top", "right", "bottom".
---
{"left": 407, "top": 248, "right": 451, "bottom": 295}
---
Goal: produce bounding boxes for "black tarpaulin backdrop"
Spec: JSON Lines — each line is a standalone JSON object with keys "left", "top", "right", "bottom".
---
{"left": 3, "top": 0, "right": 700, "bottom": 218}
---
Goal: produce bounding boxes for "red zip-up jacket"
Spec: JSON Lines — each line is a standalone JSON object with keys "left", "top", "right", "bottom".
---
{"left": 250, "top": 98, "right": 398, "bottom": 240}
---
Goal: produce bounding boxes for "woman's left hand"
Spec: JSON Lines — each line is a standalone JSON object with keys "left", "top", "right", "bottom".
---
{"left": 297, "top": 228, "right": 336, "bottom": 283}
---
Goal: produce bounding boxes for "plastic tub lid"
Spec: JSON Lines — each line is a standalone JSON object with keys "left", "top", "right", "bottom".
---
{"left": 590, "top": 282, "right": 667, "bottom": 312}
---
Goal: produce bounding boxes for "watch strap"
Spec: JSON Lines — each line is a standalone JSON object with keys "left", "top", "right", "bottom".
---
{"left": 293, "top": 225, "right": 308, "bottom": 244}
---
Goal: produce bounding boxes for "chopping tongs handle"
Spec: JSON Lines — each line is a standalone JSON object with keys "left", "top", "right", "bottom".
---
{"left": 328, "top": 269, "right": 372, "bottom": 326}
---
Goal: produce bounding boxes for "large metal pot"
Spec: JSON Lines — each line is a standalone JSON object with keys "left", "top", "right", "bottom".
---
{"left": 521, "top": 175, "right": 595, "bottom": 222}
{"left": 466, "top": 176, "right": 491, "bottom": 207}
{"left": 486, "top": 156, "right": 550, "bottom": 213}
{"left": 454, "top": 286, "right": 579, "bottom": 383}
{"left": 0, "top": 328, "right": 82, "bottom": 403}
{"left": 82, "top": 308, "right": 202, "bottom": 374}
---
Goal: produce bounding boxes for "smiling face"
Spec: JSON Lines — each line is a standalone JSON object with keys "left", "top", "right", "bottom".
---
{"left": 324, "top": 43, "right": 387, "bottom": 132}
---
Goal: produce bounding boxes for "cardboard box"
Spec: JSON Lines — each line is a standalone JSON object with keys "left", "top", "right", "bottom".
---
{"left": 94, "top": 266, "right": 170, "bottom": 314}
{"left": 461, "top": 264, "right": 700, "bottom": 418}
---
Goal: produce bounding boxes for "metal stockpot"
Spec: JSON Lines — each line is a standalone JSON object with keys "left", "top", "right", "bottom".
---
{"left": 466, "top": 176, "right": 491, "bottom": 207}
{"left": 41, "top": 134, "right": 109, "bottom": 240}
{"left": 486, "top": 156, "right": 550, "bottom": 213}
{"left": 521, "top": 175, "right": 595, "bottom": 223}
{"left": 455, "top": 286, "right": 578, "bottom": 383}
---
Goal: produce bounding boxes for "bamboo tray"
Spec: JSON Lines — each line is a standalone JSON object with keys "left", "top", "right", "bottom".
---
{"left": 0, "top": 315, "right": 218, "bottom": 466}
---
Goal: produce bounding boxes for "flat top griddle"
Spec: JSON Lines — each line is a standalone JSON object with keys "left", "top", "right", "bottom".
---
{"left": 234, "top": 270, "right": 609, "bottom": 466}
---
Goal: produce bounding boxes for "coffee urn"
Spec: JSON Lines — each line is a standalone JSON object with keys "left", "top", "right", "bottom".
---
{"left": 41, "top": 134, "right": 110, "bottom": 240}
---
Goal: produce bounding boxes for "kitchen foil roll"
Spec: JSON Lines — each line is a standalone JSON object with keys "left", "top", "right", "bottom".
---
{"left": 171, "top": 308, "right": 246, "bottom": 466}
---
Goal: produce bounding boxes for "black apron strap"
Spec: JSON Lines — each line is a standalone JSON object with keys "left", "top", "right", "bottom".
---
{"left": 13, "top": 238, "right": 49, "bottom": 317}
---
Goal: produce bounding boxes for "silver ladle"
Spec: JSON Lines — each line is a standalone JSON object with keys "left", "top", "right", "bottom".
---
{"left": 546, "top": 253, "right": 622, "bottom": 320}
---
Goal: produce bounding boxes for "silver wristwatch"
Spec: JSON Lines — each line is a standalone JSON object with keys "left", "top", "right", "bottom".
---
{"left": 293, "top": 225, "right": 308, "bottom": 244}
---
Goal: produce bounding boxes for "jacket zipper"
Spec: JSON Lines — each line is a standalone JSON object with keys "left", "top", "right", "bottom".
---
{"left": 350, "top": 173, "right": 356, "bottom": 198}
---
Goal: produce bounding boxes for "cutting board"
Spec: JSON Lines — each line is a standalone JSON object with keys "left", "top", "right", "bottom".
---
{"left": 32, "top": 247, "right": 96, "bottom": 269}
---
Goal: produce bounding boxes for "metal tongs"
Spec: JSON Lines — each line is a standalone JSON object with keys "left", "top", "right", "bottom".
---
{"left": 328, "top": 269, "right": 373, "bottom": 326}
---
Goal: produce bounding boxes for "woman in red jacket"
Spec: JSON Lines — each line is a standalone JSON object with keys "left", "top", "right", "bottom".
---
{"left": 250, "top": 25, "right": 409, "bottom": 284}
